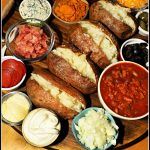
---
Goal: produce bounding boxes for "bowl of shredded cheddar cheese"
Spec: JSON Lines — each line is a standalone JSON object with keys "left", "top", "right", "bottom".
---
{"left": 116, "top": 0, "right": 148, "bottom": 11}
{"left": 52, "top": 0, "right": 89, "bottom": 24}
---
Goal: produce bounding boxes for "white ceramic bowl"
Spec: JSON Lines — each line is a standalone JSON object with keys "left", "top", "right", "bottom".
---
{"left": 98, "top": 61, "right": 148, "bottom": 120}
{"left": 120, "top": 38, "right": 148, "bottom": 60}
{"left": 136, "top": 9, "right": 149, "bottom": 36}
{"left": 2, "top": 56, "right": 26, "bottom": 91}
{"left": 120, "top": 38, "right": 149, "bottom": 68}
{"left": 22, "top": 108, "right": 61, "bottom": 147}
{"left": 19, "top": 0, "right": 52, "bottom": 21}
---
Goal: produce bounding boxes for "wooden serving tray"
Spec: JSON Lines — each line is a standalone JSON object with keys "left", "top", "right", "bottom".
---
{"left": 2, "top": 1, "right": 148, "bottom": 150}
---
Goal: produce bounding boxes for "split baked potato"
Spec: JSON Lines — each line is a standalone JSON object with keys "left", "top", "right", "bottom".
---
{"left": 69, "top": 20, "right": 119, "bottom": 68}
{"left": 26, "top": 69, "right": 86, "bottom": 119}
{"left": 47, "top": 45, "right": 98, "bottom": 94}
{"left": 89, "top": 0, "right": 137, "bottom": 39}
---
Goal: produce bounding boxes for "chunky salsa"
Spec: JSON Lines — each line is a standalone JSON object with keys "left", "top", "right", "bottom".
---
{"left": 100, "top": 62, "right": 148, "bottom": 118}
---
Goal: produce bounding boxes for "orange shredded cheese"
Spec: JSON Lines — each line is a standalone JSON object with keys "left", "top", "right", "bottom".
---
{"left": 117, "top": 0, "right": 147, "bottom": 9}
{"left": 54, "top": 0, "right": 88, "bottom": 22}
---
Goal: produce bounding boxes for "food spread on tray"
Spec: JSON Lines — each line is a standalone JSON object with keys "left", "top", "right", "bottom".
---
{"left": 2, "top": 0, "right": 149, "bottom": 149}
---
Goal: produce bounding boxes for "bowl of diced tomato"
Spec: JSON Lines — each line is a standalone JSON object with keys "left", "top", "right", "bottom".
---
{"left": 5, "top": 18, "right": 55, "bottom": 62}
{"left": 98, "top": 61, "right": 148, "bottom": 120}
{"left": 2, "top": 56, "right": 26, "bottom": 91}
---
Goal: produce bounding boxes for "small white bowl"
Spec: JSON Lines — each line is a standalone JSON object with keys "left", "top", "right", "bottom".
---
{"left": 98, "top": 61, "right": 148, "bottom": 120}
{"left": 22, "top": 108, "right": 61, "bottom": 147}
{"left": 19, "top": 0, "right": 52, "bottom": 21}
{"left": 120, "top": 38, "right": 148, "bottom": 61}
{"left": 2, "top": 56, "right": 26, "bottom": 91}
{"left": 136, "top": 9, "right": 149, "bottom": 36}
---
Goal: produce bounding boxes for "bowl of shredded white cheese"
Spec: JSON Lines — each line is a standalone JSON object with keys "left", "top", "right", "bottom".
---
{"left": 19, "top": 0, "right": 51, "bottom": 21}
{"left": 72, "top": 107, "right": 119, "bottom": 150}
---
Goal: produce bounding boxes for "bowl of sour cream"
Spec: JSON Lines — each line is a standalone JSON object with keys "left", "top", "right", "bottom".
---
{"left": 22, "top": 108, "right": 61, "bottom": 147}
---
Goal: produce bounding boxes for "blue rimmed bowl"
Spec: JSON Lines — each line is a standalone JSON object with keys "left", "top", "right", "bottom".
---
{"left": 72, "top": 107, "right": 119, "bottom": 150}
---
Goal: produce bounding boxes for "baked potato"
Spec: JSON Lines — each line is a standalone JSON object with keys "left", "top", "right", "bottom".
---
{"left": 69, "top": 20, "right": 119, "bottom": 68}
{"left": 47, "top": 45, "right": 98, "bottom": 94}
{"left": 89, "top": 0, "right": 137, "bottom": 39}
{"left": 26, "top": 69, "right": 86, "bottom": 119}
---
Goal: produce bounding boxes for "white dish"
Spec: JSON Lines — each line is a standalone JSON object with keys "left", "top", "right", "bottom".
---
{"left": 136, "top": 9, "right": 149, "bottom": 36}
{"left": 2, "top": 56, "right": 26, "bottom": 91}
{"left": 98, "top": 61, "right": 148, "bottom": 120}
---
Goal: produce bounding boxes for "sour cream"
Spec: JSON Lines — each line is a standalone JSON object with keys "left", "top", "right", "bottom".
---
{"left": 22, "top": 108, "right": 61, "bottom": 147}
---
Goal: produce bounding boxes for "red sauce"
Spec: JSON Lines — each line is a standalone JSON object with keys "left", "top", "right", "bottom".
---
{"left": 100, "top": 62, "right": 148, "bottom": 118}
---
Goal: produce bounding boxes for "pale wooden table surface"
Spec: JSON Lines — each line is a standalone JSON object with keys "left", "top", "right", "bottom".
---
{"left": 2, "top": 122, "right": 148, "bottom": 150}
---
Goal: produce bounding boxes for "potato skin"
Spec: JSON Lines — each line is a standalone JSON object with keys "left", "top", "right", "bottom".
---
{"left": 89, "top": 2, "right": 136, "bottom": 39}
{"left": 26, "top": 69, "right": 86, "bottom": 119}
{"left": 69, "top": 20, "right": 118, "bottom": 68}
{"left": 47, "top": 45, "right": 99, "bottom": 94}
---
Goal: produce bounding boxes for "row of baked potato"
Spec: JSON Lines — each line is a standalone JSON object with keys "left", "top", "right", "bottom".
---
{"left": 26, "top": 0, "right": 138, "bottom": 120}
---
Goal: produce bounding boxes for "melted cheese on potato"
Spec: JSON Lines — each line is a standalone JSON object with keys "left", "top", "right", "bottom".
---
{"left": 52, "top": 47, "right": 96, "bottom": 83}
{"left": 98, "top": 0, "right": 136, "bottom": 32}
{"left": 80, "top": 21, "right": 118, "bottom": 63}
{"left": 31, "top": 73, "right": 84, "bottom": 112}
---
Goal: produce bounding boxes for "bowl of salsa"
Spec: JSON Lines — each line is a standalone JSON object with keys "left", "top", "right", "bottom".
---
{"left": 98, "top": 61, "right": 148, "bottom": 120}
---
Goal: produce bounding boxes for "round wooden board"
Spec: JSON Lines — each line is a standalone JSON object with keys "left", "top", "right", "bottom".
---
{"left": 2, "top": 1, "right": 148, "bottom": 149}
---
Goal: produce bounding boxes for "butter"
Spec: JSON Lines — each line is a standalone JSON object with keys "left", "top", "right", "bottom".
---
{"left": 2, "top": 93, "right": 30, "bottom": 123}
{"left": 22, "top": 108, "right": 61, "bottom": 147}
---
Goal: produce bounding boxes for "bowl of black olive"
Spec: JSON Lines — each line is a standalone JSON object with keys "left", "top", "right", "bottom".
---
{"left": 120, "top": 38, "right": 148, "bottom": 69}
{"left": 136, "top": 9, "right": 148, "bottom": 37}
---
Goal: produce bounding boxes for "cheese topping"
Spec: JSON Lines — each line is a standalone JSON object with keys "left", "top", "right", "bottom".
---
{"left": 52, "top": 47, "right": 96, "bottom": 83}
{"left": 80, "top": 21, "right": 118, "bottom": 63}
{"left": 98, "top": 0, "right": 136, "bottom": 32}
{"left": 2, "top": 93, "right": 30, "bottom": 123}
{"left": 19, "top": 0, "right": 51, "bottom": 21}
{"left": 22, "top": 108, "right": 61, "bottom": 147}
{"left": 31, "top": 73, "right": 84, "bottom": 112}
{"left": 75, "top": 109, "right": 118, "bottom": 149}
